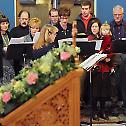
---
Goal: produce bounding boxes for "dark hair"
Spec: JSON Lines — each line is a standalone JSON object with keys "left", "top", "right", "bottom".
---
{"left": 81, "top": 0, "right": 91, "bottom": 8}
{"left": 49, "top": 8, "right": 58, "bottom": 16}
{"left": 87, "top": 18, "right": 101, "bottom": 35}
{"left": 0, "top": 15, "right": 10, "bottom": 30}
{"left": 58, "top": 6, "right": 71, "bottom": 17}
{"left": 0, "top": 15, "right": 9, "bottom": 24}
{"left": 18, "top": 10, "right": 30, "bottom": 18}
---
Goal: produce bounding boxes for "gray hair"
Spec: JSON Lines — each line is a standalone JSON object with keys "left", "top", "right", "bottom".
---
{"left": 113, "top": 5, "right": 124, "bottom": 13}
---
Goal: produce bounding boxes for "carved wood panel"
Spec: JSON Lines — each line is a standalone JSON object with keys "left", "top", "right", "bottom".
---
{"left": 16, "top": 88, "right": 69, "bottom": 126}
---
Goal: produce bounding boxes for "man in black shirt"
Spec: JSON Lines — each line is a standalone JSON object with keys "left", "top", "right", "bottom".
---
{"left": 7, "top": 10, "right": 30, "bottom": 75}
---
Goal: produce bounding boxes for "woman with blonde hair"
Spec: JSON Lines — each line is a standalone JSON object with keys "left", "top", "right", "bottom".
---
{"left": 24, "top": 17, "right": 41, "bottom": 42}
{"left": 29, "top": 17, "right": 41, "bottom": 37}
{"left": 33, "top": 24, "right": 58, "bottom": 59}
{"left": 100, "top": 23, "right": 112, "bottom": 37}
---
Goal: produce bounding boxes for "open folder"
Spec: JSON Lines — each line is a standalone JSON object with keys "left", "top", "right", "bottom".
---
{"left": 79, "top": 53, "right": 107, "bottom": 71}
{"left": 9, "top": 36, "right": 34, "bottom": 45}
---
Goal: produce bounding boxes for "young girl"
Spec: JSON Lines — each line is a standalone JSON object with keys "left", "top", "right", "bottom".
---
{"left": 92, "top": 23, "right": 113, "bottom": 120}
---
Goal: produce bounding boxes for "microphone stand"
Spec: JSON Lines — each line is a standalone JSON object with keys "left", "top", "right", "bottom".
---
{"left": 23, "top": 53, "right": 27, "bottom": 67}
{"left": 80, "top": 52, "right": 108, "bottom": 126}
{"left": 89, "top": 68, "right": 93, "bottom": 126}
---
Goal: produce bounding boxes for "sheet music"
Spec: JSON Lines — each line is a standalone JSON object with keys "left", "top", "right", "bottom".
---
{"left": 33, "top": 32, "right": 40, "bottom": 43}
{"left": 9, "top": 36, "right": 34, "bottom": 45}
{"left": 95, "top": 40, "right": 103, "bottom": 50}
{"left": 122, "top": 38, "right": 126, "bottom": 40}
{"left": 9, "top": 37, "right": 25, "bottom": 44}
{"left": 79, "top": 53, "right": 107, "bottom": 71}
{"left": 58, "top": 38, "right": 88, "bottom": 48}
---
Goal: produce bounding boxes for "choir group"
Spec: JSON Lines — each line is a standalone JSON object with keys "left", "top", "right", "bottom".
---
{"left": 0, "top": 0, "right": 126, "bottom": 120}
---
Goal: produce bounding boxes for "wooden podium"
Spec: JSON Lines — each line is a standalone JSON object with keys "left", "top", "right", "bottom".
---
{"left": 0, "top": 69, "right": 83, "bottom": 126}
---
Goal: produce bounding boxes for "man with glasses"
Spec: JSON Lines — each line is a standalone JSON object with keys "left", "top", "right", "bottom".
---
{"left": 48, "top": 8, "right": 59, "bottom": 26}
{"left": 110, "top": 5, "right": 126, "bottom": 40}
{"left": 110, "top": 5, "right": 126, "bottom": 115}
{"left": 55, "top": 6, "right": 72, "bottom": 47}
{"left": 8, "top": 10, "right": 30, "bottom": 75}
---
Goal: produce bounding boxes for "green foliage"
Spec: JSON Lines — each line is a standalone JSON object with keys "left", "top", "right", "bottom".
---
{"left": 0, "top": 43, "right": 80, "bottom": 115}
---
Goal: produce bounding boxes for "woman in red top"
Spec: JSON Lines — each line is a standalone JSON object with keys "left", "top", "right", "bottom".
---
{"left": 92, "top": 23, "right": 113, "bottom": 120}
{"left": 82, "top": 18, "right": 101, "bottom": 106}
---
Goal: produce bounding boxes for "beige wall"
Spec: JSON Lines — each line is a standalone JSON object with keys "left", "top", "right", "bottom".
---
{"left": 16, "top": 0, "right": 94, "bottom": 27}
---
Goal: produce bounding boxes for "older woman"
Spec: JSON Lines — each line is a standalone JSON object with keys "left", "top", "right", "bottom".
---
{"left": 24, "top": 17, "right": 41, "bottom": 41}
{"left": 33, "top": 24, "right": 58, "bottom": 59}
{"left": 0, "top": 15, "right": 14, "bottom": 84}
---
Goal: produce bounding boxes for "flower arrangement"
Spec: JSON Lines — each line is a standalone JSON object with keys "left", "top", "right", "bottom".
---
{"left": 0, "top": 43, "right": 80, "bottom": 116}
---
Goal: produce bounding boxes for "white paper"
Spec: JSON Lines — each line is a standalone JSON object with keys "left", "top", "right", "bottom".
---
{"left": 33, "top": 32, "right": 40, "bottom": 43}
{"left": 9, "top": 36, "right": 34, "bottom": 45}
{"left": 23, "top": 41, "right": 34, "bottom": 44}
{"left": 58, "top": 38, "right": 88, "bottom": 48}
{"left": 79, "top": 53, "right": 107, "bottom": 71}
{"left": 95, "top": 40, "right": 103, "bottom": 50}
{"left": 122, "top": 38, "right": 126, "bottom": 40}
{"left": 9, "top": 37, "right": 25, "bottom": 44}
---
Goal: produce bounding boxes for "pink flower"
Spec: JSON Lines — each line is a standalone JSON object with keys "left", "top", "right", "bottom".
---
{"left": 60, "top": 52, "right": 71, "bottom": 61}
{"left": 2, "top": 92, "right": 12, "bottom": 103}
{"left": 26, "top": 72, "right": 38, "bottom": 85}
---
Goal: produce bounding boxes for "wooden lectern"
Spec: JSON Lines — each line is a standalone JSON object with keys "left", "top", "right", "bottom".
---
{"left": 0, "top": 21, "right": 84, "bottom": 126}
{"left": 0, "top": 69, "right": 83, "bottom": 126}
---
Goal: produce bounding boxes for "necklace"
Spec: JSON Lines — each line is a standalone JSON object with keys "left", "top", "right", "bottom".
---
{"left": 1, "top": 33, "right": 9, "bottom": 47}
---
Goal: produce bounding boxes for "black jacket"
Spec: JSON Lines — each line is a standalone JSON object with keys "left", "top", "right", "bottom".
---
{"left": 7, "top": 25, "right": 30, "bottom": 60}
{"left": 55, "top": 23, "right": 72, "bottom": 47}
{"left": 76, "top": 14, "right": 95, "bottom": 34}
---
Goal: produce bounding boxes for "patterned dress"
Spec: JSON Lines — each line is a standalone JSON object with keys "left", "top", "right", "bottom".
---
{"left": 0, "top": 32, "right": 15, "bottom": 85}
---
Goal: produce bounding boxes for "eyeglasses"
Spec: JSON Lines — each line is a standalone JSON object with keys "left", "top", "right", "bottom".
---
{"left": 20, "top": 18, "right": 29, "bottom": 21}
{"left": 30, "top": 26, "right": 39, "bottom": 29}
{"left": 52, "top": 33, "right": 57, "bottom": 36}
{"left": 1, "top": 22, "right": 9, "bottom": 25}
{"left": 51, "top": 15, "right": 58, "bottom": 18}
{"left": 113, "top": 13, "right": 123, "bottom": 16}
{"left": 60, "top": 16, "right": 69, "bottom": 20}
{"left": 91, "top": 25, "right": 99, "bottom": 28}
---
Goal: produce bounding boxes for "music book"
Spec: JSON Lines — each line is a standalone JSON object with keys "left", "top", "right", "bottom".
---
{"left": 122, "top": 38, "right": 126, "bottom": 40}
{"left": 79, "top": 53, "right": 107, "bottom": 71}
{"left": 9, "top": 37, "right": 24, "bottom": 44}
{"left": 33, "top": 32, "right": 40, "bottom": 43}
{"left": 95, "top": 40, "right": 103, "bottom": 51}
{"left": 58, "top": 38, "right": 103, "bottom": 51}
{"left": 9, "top": 36, "right": 34, "bottom": 45}
{"left": 58, "top": 38, "right": 88, "bottom": 48}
